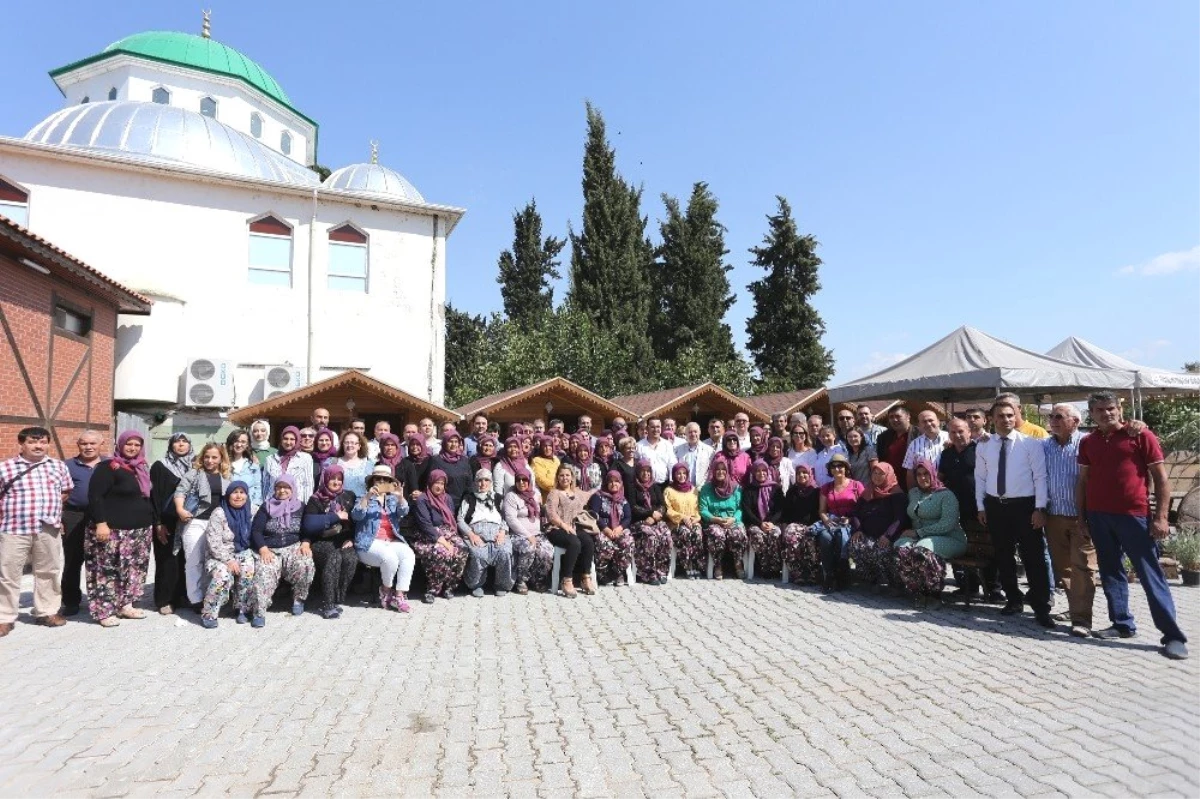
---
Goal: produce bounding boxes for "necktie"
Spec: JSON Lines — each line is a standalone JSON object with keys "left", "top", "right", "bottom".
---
{"left": 997, "top": 436, "right": 1009, "bottom": 497}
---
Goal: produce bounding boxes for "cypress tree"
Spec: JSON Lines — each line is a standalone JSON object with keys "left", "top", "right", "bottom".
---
{"left": 496, "top": 200, "right": 565, "bottom": 328}
{"left": 652, "top": 182, "right": 737, "bottom": 363}
{"left": 745, "top": 196, "right": 834, "bottom": 391}
{"left": 567, "top": 103, "right": 654, "bottom": 364}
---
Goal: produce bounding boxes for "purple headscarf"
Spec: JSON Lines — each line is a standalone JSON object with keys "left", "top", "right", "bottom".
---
{"left": 312, "top": 428, "right": 337, "bottom": 468}
{"left": 635, "top": 458, "right": 655, "bottom": 510}
{"left": 748, "top": 459, "right": 778, "bottom": 523}
{"left": 710, "top": 460, "right": 736, "bottom": 500}
{"left": 314, "top": 464, "right": 344, "bottom": 504}
{"left": 277, "top": 426, "right": 301, "bottom": 473}
{"left": 498, "top": 436, "right": 530, "bottom": 477}
{"left": 598, "top": 469, "right": 626, "bottom": 508}
{"left": 439, "top": 431, "right": 465, "bottom": 464}
{"left": 670, "top": 462, "right": 694, "bottom": 494}
{"left": 426, "top": 469, "right": 456, "bottom": 528}
{"left": 376, "top": 433, "right": 403, "bottom": 469}
{"left": 473, "top": 434, "right": 498, "bottom": 473}
{"left": 405, "top": 436, "right": 430, "bottom": 466}
{"left": 109, "top": 430, "right": 151, "bottom": 497}
{"left": 266, "top": 474, "right": 303, "bottom": 519}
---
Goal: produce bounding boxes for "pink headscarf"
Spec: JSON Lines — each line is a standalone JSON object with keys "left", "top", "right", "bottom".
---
{"left": 110, "top": 430, "right": 150, "bottom": 497}
{"left": 913, "top": 458, "right": 945, "bottom": 492}
{"left": 426, "top": 470, "right": 456, "bottom": 527}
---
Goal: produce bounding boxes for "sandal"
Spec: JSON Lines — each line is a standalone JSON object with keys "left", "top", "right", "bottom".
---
{"left": 514, "top": 581, "right": 529, "bottom": 596}
{"left": 158, "top": 605, "right": 173, "bottom": 616}
{"left": 117, "top": 606, "right": 146, "bottom": 620}
{"left": 579, "top": 575, "right": 597, "bottom": 596}
{"left": 560, "top": 578, "right": 577, "bottom": 599}
{"left": 97, "top": 617, "right": 120, "bottom": 628}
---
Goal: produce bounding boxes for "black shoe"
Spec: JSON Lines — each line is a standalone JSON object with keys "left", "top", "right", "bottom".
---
{"left": 985, "top": 590, "right": 1007, "bottom": 603}
{"left": 950, "top": 587, "right": 979, "bottom": 599}
{"left": 1092, "top": 625, "right": 1136, "bottom": 640}
{"left": 1000, "top": 602, "right": 1024, "bottom": 616}
{"left": 60, "top": 604, "right": 81, "bottom": 617}
{"left": 1036, "top": 614, "right": 1056, "bottom": 629}
{"left": 422, "top": 592, "right": 436, "bottom": 605}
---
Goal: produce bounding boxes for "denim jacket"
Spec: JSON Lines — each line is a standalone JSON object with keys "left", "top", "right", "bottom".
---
{"left": 350, "top": 492, "right": 409, "bottom": 552}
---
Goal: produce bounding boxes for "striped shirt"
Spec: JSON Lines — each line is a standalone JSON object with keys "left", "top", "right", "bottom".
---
{"left": 1043, "top": 431, "right": 1084, "bottom": 517}
{"left": 901, "top": 431, "right": 950, "bottom": 471}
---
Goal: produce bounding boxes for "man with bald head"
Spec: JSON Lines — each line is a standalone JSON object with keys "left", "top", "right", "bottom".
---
{"left": 902, "top": 410, "right": 949, "bottom": 489}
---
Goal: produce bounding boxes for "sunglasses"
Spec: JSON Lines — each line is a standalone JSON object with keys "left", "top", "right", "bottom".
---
{"left": 299, "top": 433, "right": 316, "bottom": 438}
{"left": 838, "top": 416, "right": 854, "bottom": 421}
{"left": 829, "top": 463, "right": 847, "bottom": 469}
{"left": 1050, "top": 413, "right": 1071, "bottom": 421}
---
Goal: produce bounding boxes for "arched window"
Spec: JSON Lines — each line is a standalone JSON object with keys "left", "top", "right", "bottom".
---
{"left": 280, "top": 131, "right": 292, "bottom": 156}
{"left": 250, "top": 112, "right": 262, "bottom": 138}
{"left": 108, "top": 87, "right": 118, "bottom": 101}
{"left": 328, "top": 224, "right": 368, "bottom": 292}
{"left": 80, "top": 96, "right": 89, "bottom": 104}
{"left": 200, "top": 97, "right": 217, "bottom": 118}
{"left": 247, "top": 215, "right": 293, "bottom": 287}
{"left": 151, "top": 87, "right": 170, "bottom": 105}
{"left": 0, "top": 176, "right": 30, "bottom": 227}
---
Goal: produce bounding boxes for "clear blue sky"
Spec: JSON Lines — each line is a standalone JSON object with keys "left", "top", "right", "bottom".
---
{"left": 5, "top": 2, "right": 1198, "bottom": 383}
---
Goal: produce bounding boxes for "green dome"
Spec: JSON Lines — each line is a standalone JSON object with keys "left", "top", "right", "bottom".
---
{"left": 52, "top": 31, "right": 293, "bottom": 110}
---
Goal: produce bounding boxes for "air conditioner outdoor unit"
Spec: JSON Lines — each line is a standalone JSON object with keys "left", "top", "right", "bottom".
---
{"left": 184, "top": 358, "right": 235, "bottom": 407}
{"left": 263, "top": 365, "right": 307, "bottom": 399}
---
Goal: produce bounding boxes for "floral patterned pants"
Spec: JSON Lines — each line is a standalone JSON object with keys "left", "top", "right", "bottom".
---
{"left": 412, "top": 536, "right": 469, "bottom": 596}
{"left": 746, "top": 524, "right": 784, "bottom": 576}
{"left": 633, "top": 521, "right": 672, "bottom": 582}
{"left": 593, "top": 530, "right": 634, "bottom": 582}
{"left": 84, "top": 525, "right": 152, "bottom": 621}
{"left": 671, "top": 523, "right": 705, "bottom": 574}
{"left": 202, "top": 551, "right": 257, "bottom": 619}
{"left": 848, "top": 537, "right": 891, "bottom": 584}
{"left": 253, "top": 543, "right": 315, "bottom": 611}
{"left": 895, "top": 542, "right": 948, "bottom": 596}
{"left": 782, "top": 523, "right": 819, "bottom": 583}
{"left": 704, "top": 523, "right": 748, "bottom": 569}
{"left": 512, "top": 533, "right": 554, "bottom": 587}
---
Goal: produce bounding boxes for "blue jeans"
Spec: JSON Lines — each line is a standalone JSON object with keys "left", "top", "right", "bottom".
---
{"left": 1088, "top": 512, "right": 1186, "bottom": 644}
{"left": 813, "top": 522, "right": 850, "bottom": 578}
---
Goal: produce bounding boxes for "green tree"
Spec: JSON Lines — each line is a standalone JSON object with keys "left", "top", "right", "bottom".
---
{"left": 652, "top": 182, "right": 738, "bottom": 365}
{"left": 1184, "top": 361, "right": 1200, "bottom": 374}
{"left": 496, "top": 200, "right": 565, "bottom": 327}
{"left": 744, "top": 196, "right": 834, "bottom": 391}
{"left": 443, "top": 303, "right": 493, "bottom": 408}
{"left": 567, "top": 102, "right": 654, "bottom": 364}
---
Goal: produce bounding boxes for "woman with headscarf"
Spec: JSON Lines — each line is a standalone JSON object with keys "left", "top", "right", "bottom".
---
{"left": 710, "top": 432, "right": 752, "bottom": 488}
{"left": 571, "top": 435, "right": 603, "bottom": 492}
{"left": 249, "top": 474, "right": 316, "bottom": 624}
{"left": 432, "top": 430, "right": 472, "bottom": 500}
{"left": 781, "top": 464, "right": 821, "bottom": 584}
{"left": 587, "top": 470, "right": 633, "bottom": 587}
{"left": 249, "top": 419, "right": 276, "bottom": 467}
{"left": 85, "top": 430, "right": 155, "bottom": 627}
{"left": 335, "top": 430, "right": 374, "bottom": 499}
{"left": 492, "top": 436, "right": 528, "bottom": 497}
{"left": 469, "top": 434, "right": 498, "bottom": 478}
{"left": 503, "top": 470, "right": 553, "bottom": 594}
{"left": 352, "top": 465, "right": 414, "bottom": 612}
{"left": 665, "top": 463, "right": 703, "bottom": 579}
{"left": 263, "top": 426, "right": 315, "bottom": 503}
{"left": 848, "top": 462, "right": 909, "bottom": 588}
{"left": 150, "top": 432, "right": 192, "bottom": 614}
{"left": 530, "top": 435, "right": 561, "bottom": 500}
{"left": 844, "top": 428, "right": 879, "bottom": 485}
{"left": 302, "top": 465, "right": 359, "bottom": 619}
{"left": 200, "top": 481, "right": 257, "bottom": 628}
{"left": 374, "top": 432, "right": 403, "bottom": 473}
{"left": 311, "top": 428, "right": 339, "bottom": 486}
{"left": 173, "top": 443, "right": 232, "bottom": 609}
{"left": 398, "top": 435, "right": 433, "bottom": 505}
{"left": 630, "top": 459, "right": 671, "bottom": 585}
{"left": 699, "top": 459, "right": 747, "bottom": 580}
{"left": 413, "top": 470, "right": 469, "bottom": 603}
{"left": 743, "top": 459, "right": 786, "bottom": 577}
{"left": 594, "top": 435, "right": 615, "bottom": 472}
{"left": 763, "top": 436, "right": 795, "bottom": 494}
{"left": 543, "top": 463, "right": 597, "bottom": 598}
{"left": 225, "top": 428, "right": 263, "bottom": 512}
{"left": 519, "top": 434, "right": 534, "bottom": 460}
{"left": 747, "top": 424, "right": 769, "bottom": 461}
{"left": 803, "top": 453, "right": 866, "bottom": 593}
{"left": 456, "top": 469, "right": 514, "bottom": 598}
{"left": 893, "top": 459, "right": 967, "bottom": 607}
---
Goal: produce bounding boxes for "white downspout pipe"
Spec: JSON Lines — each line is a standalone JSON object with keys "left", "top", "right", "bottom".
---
{"left": 306, "top": 186, "right": 318, "bottom": 384}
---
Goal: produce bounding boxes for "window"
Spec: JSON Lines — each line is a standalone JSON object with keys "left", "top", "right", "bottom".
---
{"left": 250, "top": 112, "right": 262, "bottom": 138}
{"left": 108, "top": 87, "right": 117, "bottom": 101}
{"left": 81, "top": 96, "right": 89, "bottom": 104}
{"left": 248, "top": 215, "right": 292, "bottom": 287}
{"left": 328, "top": 225, "right": 368, "bottom": 292}
{"left": 200, "top": 97, "right": 217, "bottom": 118}
{"left": 54, "top": 305, "right": 92, "bottom": 337}
{"left": 280, "top": 131, "right": 292, "bottom": 155}
{"left": 151, "top": 87, "right": 170, "bottom": 105}
{"left": 0, "top": 177, "right": 29, "bottom": 227}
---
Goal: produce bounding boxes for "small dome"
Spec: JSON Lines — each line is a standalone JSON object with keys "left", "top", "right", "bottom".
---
{"left": 25, "top": 101, "right": 319, "bottom": 187}
{"left": 324, "top": 162, "right": 424, "bottom": 203}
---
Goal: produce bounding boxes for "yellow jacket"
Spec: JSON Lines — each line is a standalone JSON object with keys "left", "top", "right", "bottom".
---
{"left": 664, "top": 486, "right": 699, "bottom": 528}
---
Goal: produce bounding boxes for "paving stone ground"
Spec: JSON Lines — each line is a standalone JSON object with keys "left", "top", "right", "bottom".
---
{"left": 1, "top": 568, "right": 1197, "bottom": 798}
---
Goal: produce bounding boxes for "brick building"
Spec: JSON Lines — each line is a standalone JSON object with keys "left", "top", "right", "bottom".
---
{"left": 0, "top": 216, "right": 151, "bottom": 457}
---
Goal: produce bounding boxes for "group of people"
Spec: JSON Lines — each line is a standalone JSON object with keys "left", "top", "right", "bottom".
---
{"left": 0, "top": 391, "right": 1188, "bottom": 660}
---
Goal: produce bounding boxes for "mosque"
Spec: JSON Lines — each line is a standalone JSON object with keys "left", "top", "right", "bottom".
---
{"left": 0, "top": 15, "right": 463, "bottom": 439}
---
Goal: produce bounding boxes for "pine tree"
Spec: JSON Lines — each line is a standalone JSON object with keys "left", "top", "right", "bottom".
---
{"left": 652, "top": 182, "right": 738, "bottom": 363}
{"left": 444, "top": 303, "right": 492, "bottom": 408}
{"left": 496, "top": 200, "right": 565, "bottom": 328}
{"left": 567, "top": 103, "right": 654, "bottom": 363}
{"left": 745, "top": 196, "right": 834, "bottom": 391}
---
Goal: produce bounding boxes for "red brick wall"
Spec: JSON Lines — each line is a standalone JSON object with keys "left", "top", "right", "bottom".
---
{"left": 0, "top": 253, "right": 118, "bottom": 458}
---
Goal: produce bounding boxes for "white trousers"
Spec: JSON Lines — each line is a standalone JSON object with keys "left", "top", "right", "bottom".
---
{"left": 358, "top": 539, "right": 415, "bottom": 592}
{"left": 181, "top": 519, "right": 209, "bottom": 604}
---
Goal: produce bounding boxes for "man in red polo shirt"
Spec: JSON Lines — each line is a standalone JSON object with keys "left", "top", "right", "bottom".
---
{"left": 1076, "top": 391, "right": 1187, "bottom": 660}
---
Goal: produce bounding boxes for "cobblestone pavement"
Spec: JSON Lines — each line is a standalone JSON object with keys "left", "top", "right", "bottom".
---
{"left": 1, "top": 569, "right": 1197, "bottom": 798}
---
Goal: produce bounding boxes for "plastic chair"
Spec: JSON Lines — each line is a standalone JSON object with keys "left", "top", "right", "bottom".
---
{"left": 551, "top": 545, "right": 597, "bottom": 590}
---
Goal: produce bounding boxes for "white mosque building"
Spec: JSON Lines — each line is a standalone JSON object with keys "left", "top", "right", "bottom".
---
{"left": 0, "top": 21, "right": 463, "bottom": 429}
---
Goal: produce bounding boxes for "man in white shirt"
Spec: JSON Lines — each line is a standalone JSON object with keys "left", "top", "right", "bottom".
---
{"left": 674, "top": 423, "right": 714, "bottom": 487}
{"left": 418, "top": 418, "right": 441, "bottom": 455}
{"left": 636, "top": 418, "right": 676, "bottom": 485}
{"left": 366, "top": 420, "right": 391, "bottom": 460}
{"left": 902, "top": 411, "right": 950, "bottom": 488}
{"left": 975, "top": 399, "right": 1053, "bottom": 628}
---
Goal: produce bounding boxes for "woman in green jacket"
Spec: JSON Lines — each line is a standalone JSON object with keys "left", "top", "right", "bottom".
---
{"left": 699, "top": 460, "right": 747, "bottom": 580}
{"left": 893, "top": 458, "right": 967, "bottom": 606}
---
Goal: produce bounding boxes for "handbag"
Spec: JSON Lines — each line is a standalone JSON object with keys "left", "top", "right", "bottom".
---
{"left": 573, "top": 510, "right": 600, "bottom": 534}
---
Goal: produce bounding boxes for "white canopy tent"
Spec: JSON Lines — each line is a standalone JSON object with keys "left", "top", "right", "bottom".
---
{"left": 1046, "top": 336, "right": 1200, "bottom": 416}
{"left": 828, "top": 326, "right": 1136, "bottom": 405}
